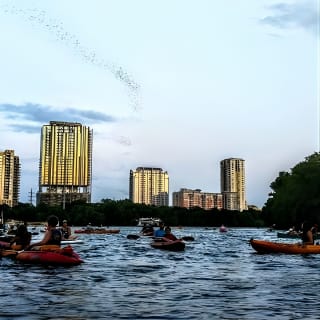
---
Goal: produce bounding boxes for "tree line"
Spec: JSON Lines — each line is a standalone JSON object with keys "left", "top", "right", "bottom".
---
{"left": 1, "top": 199, "right": 264, "bottom": 227}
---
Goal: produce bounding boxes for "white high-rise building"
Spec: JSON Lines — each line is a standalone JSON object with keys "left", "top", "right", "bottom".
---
{"left": 129, "top": 167, "right": 169, "bottom": 206}
{"left": 0, "top": 150, "right": 20, "bottom": 207}
{"left": 220, "top": 158, "right": 247, "bottom": 211}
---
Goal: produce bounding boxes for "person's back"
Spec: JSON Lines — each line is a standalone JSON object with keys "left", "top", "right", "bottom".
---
{"left": 47, "top": 228, "right": 62, "bottom": 245}
{"left": 154, "top": 222, "right": 165, "bottom": 237}
{"left": 301, "top": 221, "right": 314, "bottom": 245}
{"left": 10, "top": 224, "right": 31, "bottom": 249}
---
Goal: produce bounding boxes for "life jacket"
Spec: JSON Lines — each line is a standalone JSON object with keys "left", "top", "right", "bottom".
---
{"left": 61, "top": 227, "right": 70, "bottom": 239}
{"left": 47, "top": 229, "right": 62, "bottom": 245}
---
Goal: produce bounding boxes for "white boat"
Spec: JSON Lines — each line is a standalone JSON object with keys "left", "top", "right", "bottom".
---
{"left": 137, "top": 217, "right": 162, "bottom": 227}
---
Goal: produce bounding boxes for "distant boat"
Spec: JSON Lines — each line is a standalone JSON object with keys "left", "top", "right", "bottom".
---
{"left": 137, "top": 217, "right": 162, "bottom": 227}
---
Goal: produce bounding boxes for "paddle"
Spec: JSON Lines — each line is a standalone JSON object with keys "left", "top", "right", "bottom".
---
{"left": 1, "top": 249, "right": 19, "bottom": 257}
{"left": 181, "top": 236, "right": 195, "bottom": 241}
{"left": 127, "top": 234, "right": 140, "bottom": 240}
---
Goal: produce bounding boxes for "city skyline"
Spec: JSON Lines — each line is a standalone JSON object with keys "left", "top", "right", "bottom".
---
{"left": 0, "top": 1, "right": 318, "bottom": 208}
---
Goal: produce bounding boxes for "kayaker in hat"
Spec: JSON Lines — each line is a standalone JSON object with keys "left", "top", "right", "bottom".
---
{"left": 60, "top": 220, "right": 77, "bottom": 240}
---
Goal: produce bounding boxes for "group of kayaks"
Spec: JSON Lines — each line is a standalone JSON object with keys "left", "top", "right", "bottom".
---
{"left": 126, "top": 233, "right": 195, "bottom": 252}
{"left": 3, "top": 225, "right": 320, "bottom": 264}
{"left": 0, "top": 227, "right": 120, "bottom": 265}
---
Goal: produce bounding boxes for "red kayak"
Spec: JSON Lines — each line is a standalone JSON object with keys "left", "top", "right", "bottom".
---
{"left": 151, "top": 238, "right": 185, "bottom": 251}
{"left": 16, "top": 246, "right": 83, "bottom": 265}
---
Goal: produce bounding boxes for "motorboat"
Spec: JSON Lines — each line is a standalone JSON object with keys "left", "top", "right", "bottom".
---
{"left": 137, "top": 217, "right": 162, "bottom": 227}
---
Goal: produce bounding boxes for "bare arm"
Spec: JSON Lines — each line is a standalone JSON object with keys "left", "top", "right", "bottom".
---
{"left": 304, "top": 231, "right": 314, "bottom": 245}
{"left": 29, "top": 230, "right": 51, "bottom": 248}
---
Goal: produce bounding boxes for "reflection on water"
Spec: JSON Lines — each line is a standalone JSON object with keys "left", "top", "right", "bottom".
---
{"left": 1, "top": 227, "right": 320, "bottom": 319}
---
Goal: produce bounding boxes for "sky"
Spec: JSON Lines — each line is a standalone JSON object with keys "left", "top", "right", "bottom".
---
{"left": 0, "top": 0, "right": 319, "bottom": 208}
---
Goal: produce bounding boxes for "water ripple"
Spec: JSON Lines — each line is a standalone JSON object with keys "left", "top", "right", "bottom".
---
{"left": 2, "top": 227, "right": 320, "bottom": 319}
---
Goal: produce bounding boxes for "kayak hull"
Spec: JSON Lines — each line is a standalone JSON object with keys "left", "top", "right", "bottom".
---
{"left": 250, "top": 239, "right": 320, "bottom": 254}
{"left": 151, "top": 239, "right": 185, "bottom": 251}
{"left": 16, "top": 246, "right": 83, "bottom": 265}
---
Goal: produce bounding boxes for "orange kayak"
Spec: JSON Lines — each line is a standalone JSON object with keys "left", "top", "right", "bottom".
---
{"left": 250, "top": 239, "right": 320, "bottom": 254}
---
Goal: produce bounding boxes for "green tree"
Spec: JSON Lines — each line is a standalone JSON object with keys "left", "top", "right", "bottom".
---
{"left": 263, "top": 152, "right": 320, "bottom": 228}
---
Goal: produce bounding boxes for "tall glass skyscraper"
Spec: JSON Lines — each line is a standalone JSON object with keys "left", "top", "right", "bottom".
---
{"left": 220, "top": 158, "right": 247, "bottom": 211}
{"left": 0, "top": 150, "right": 20, "bottom": 207}
{"left": 129, "top": 167, "right": 169, "bottom": 206}
{"left": 37, "top": 121, "right": 93, "bottom": 207}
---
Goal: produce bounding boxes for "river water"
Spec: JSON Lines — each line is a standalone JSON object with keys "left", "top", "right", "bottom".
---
{"left": 1, "top": 227, "right": 320, "bottom": 320}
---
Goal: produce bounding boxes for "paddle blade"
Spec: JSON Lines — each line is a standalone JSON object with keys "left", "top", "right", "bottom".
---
{"left": 1, "top": 250, "right": 18, "bottom": 257}
{"left": 127, "top": 234, "right": 140, "bottom": 240}
{"left": 181, "top": 236, "right": 195, "bottom": 241}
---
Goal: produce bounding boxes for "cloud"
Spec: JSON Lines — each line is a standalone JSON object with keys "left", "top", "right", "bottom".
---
{"left": 260, "top": 1, "right": 319, "bottom": 35}
{"left": 8, "top": 123, "right": 41, "bottom": 134}
{"left": 0, "top": 103, "right": 117, "bottom": 132}
{"left": 116, "top": 136, "right": 132, "bottom": 146}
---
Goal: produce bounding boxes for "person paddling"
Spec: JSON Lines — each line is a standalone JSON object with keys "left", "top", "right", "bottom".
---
{"left": 163, "top": 226, "right": 177, "bottom": 241}
{"left": 26, "top": 215, "right": 62, "bottom": 250}
{"left": 154, "top": 221, "right": 165, "bottom": 237}
{"left": 60, "top": 220, "right": 77, "bottom": 240}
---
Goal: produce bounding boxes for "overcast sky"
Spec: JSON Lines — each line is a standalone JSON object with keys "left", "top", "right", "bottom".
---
{"left": 0, "top": 0, "right": 319, "bottom": 208}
